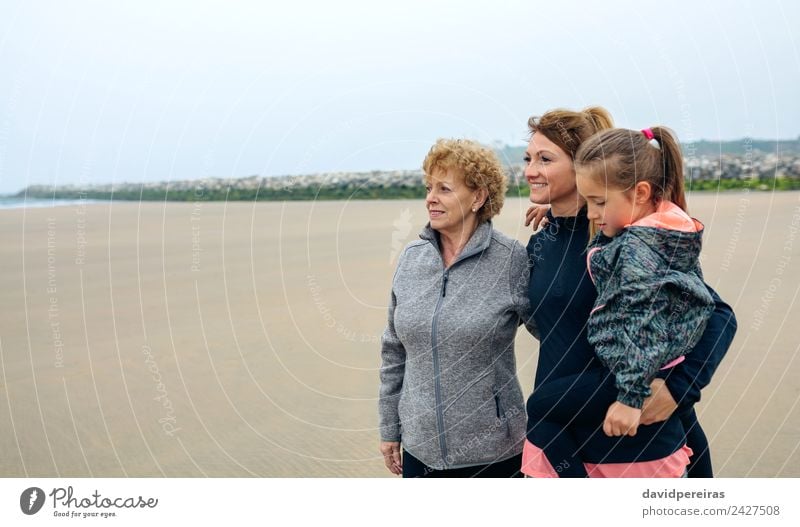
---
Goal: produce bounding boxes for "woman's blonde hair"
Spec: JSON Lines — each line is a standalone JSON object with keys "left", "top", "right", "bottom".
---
{"left": 422, "top": 138, "right": 507, "bottom": 223}
{"left": 527, "top": 106, "right": 614, "bottom": 160}
{"left": 527, "top": 106, "right": 614, "bottom": 237}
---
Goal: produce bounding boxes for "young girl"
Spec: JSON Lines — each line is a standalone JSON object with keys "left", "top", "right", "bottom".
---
{"left": 525, "top": 126, "right": 716, "bottom": 477}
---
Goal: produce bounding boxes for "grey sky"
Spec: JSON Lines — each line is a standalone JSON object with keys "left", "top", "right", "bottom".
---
{"left": 0, "top": 0, "right": 798, "bottom": 194}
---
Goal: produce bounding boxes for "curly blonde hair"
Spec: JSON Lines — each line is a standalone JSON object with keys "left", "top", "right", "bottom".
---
{"left": 422, "top": 138, "right": 507, "bottom": 223}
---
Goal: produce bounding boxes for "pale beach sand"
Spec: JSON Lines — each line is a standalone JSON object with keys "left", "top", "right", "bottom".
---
{"left": 0, "top": 192, "right": 798, "bottom": 477}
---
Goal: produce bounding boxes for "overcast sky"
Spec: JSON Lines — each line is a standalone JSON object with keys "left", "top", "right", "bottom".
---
{"left": 0, "top": 0, "right": 798, "bottom": 194}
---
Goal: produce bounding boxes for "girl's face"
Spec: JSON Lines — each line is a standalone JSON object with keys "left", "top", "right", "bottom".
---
{"left": 576, "top": 169, "right": 639, "bottom": 237}
{"left": 524, "top": 133, "right": 580, "bottom": 215}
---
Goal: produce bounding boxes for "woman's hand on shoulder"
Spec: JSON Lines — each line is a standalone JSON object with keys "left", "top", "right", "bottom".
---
{"left": 603, "top": 402, "right": 642, "bottom": 437}
{"left": 380, "top": 441, "right": 402, "bottom": 475}
{"left": 525, "top": 203, "right": 551, "bottom": 231}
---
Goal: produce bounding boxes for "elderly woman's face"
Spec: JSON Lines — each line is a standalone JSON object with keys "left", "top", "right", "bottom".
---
{"left": 425, "top": 168, "right": 481, "bottom": 234}
{"left": 524, "top": 132, "right": 577, "bottom": 210}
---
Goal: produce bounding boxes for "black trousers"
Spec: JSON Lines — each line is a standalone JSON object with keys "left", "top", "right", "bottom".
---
{"left": 526, "top": 368, "right": 713, "bottom": 477}
{"left": 682, "top": 407, "right": 713, "bottom": 477}
{"left": 402, "top": 450, "right": 523, "bottom": 478}
{"left": 526, "top": 369, "right": 614, "bottom": 477}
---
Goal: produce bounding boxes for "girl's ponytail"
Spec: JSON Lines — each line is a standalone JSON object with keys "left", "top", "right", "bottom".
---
{"left": 650, "top": 126, "right": 687, "bottom": 212}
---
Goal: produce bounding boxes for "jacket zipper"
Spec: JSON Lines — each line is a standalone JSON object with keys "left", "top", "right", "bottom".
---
{"left": 431, "top": 268, "right": 449, "bottom": 466}
{"left": 429, "top": 244, "right": 486, "bottom": 468}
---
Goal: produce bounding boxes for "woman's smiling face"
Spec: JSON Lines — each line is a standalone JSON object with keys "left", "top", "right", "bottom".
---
{"left": 524, "top": 132, "right": 579, "bottom": 214}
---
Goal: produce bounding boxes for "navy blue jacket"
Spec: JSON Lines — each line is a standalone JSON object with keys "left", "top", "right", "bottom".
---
{"left": 526, "top": 207, "right": 737, "bottom": 463}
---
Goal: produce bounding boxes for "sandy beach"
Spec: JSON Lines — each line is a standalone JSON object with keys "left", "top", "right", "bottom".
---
{"left": 1, "top": 191, "right": 798, "bottom": 477}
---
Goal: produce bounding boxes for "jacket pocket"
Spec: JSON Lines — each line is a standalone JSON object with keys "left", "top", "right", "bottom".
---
{"left": 442, "top": 369, "right": 493, "bottom": 415}
{"left": 493, "top": 386, "right": 510, "bottom": 437}
{"left": 493, "top": 386, "right": 501, "bottom": 418}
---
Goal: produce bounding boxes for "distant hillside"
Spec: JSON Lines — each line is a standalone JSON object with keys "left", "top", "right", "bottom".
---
{"left": 682, "top": 138, "right": 800, "bottom": 156}
{"left": 494, "top": 137, "right": 800, "bottom": 165}
{"left": 13, "top": 137, "right": 800, "bottom": 201}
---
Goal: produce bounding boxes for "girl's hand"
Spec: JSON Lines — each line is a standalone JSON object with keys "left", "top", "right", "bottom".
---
{"left": 380, "top": 441, "right": 402, "bottom": 475}
{"left": 603, "top": 402, "right": 642, "bottom": 437}
{"left": 525, "top": 204, "right": 551, "bottom": 231}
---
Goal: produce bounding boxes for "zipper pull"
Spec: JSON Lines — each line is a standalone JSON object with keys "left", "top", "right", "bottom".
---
{"left": 442, "top": 272, "right": 449, "bottom": 297}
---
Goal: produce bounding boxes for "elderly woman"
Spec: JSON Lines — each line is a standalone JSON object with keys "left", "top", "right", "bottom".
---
{"left": 378, "top": 138, "right": 537, "bottom": 477}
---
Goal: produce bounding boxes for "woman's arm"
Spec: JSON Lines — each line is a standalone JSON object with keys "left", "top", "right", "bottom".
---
{"left": 378, "top": 289, "right": 406, "bottom": 443}
{"left": 509, "top": 243, "right": 540, "bottom": 339}
{"left": 510, "top": 241, "right": 539, "bottom": 338}
{"left": 379, "top": 288, "right": 406, "bottom": 476}
{"left": 655, "top": 285, "right": 737, "bottom": 411}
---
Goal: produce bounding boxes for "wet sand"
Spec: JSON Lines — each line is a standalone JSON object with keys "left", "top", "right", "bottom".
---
{"left": 0, "top": 191, "right": 798, "bottom": 477}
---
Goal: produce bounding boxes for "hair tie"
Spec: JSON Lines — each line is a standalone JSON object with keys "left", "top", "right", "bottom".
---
{"left": 641, "top": 128, "right": 660, "bottom": 149}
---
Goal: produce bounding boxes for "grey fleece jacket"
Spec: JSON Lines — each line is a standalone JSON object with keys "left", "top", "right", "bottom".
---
{"left": 378, "top": 220, "right": 537, "bottom": 470}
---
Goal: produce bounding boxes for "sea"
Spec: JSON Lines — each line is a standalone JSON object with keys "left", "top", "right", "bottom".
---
{"left": 0, "top": 197, "right": 108, "bottom": 210}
